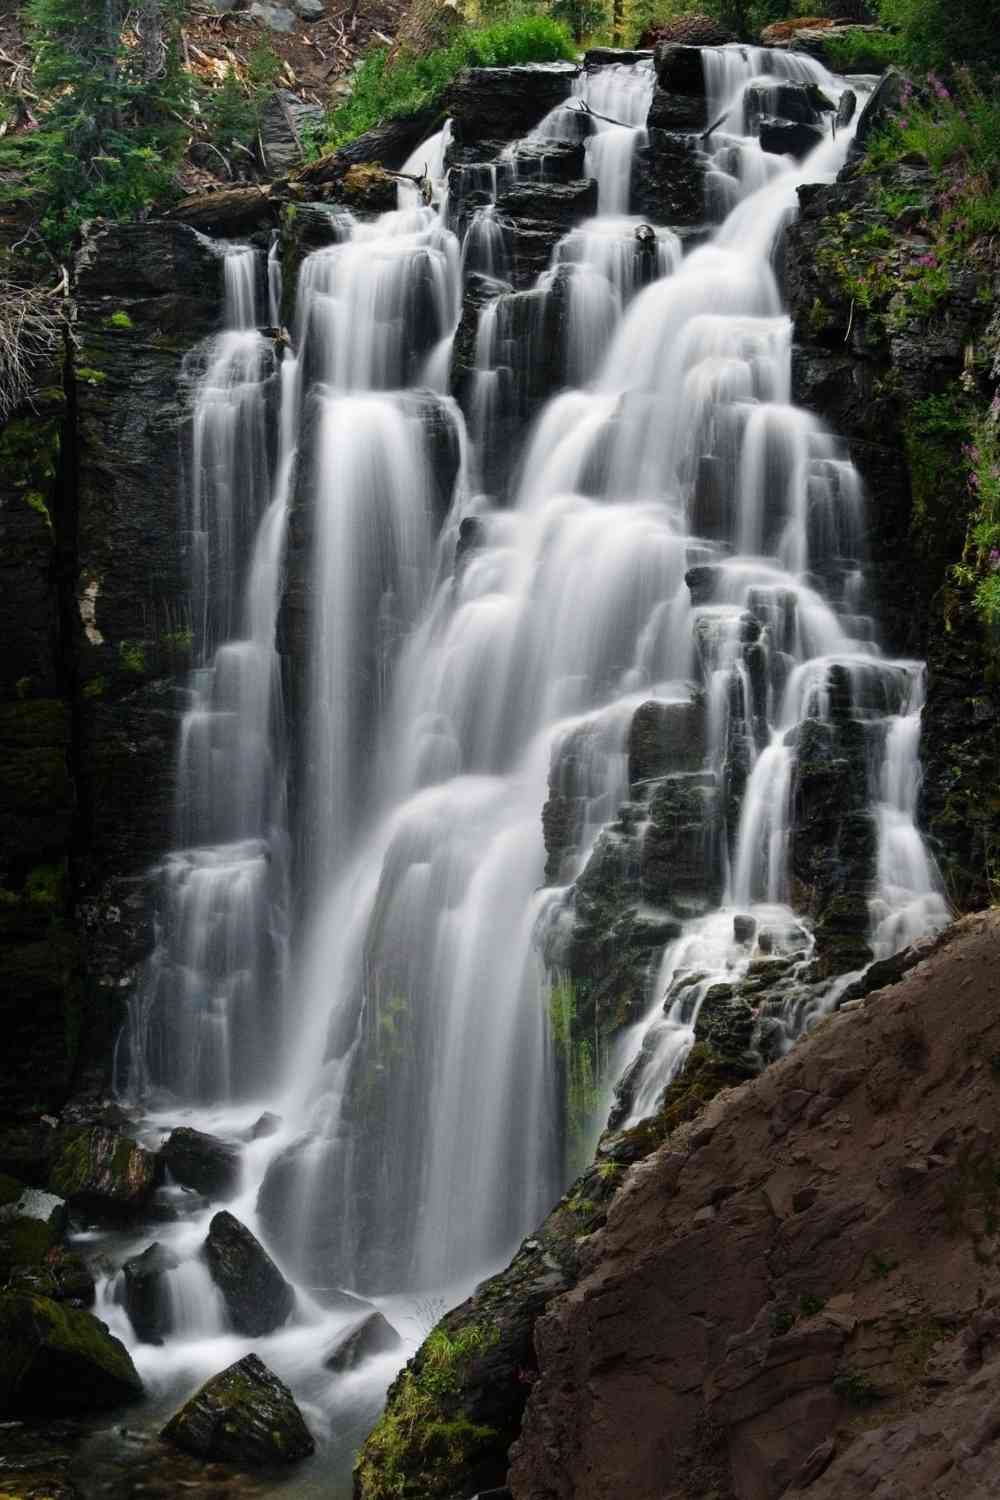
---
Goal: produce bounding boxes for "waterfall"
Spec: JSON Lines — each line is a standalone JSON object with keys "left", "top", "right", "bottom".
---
{"left": 111, "top": 45, "right": 951, "bottom": 1488}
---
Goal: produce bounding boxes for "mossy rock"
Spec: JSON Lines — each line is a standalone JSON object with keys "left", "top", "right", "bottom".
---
{"left": 0, "top": 1292, "right": 142, "bottom": 1416}
{"left": 49, "top": 1126, "right": 157, "bottom": 1217}
{"left": 161, "top": 1352, "right": 314, "bottom": 1467}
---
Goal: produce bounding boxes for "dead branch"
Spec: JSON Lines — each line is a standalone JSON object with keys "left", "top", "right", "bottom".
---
{"left": 0, "top": 279, "right": 67, "bottom": 423}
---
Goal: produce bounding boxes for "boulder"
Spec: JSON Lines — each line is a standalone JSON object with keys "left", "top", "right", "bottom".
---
{"left": 0, "top": 1293, "right": 143, "bottom": 1416}
{"left": 759, "top": 118, "right": 825, "bottom": 159}
{"left": 204, "top": 1210, "right": 294, "bottom": 1336}
{"left": 249, "top": 1, "right": 297, "bottom": 30}
{"left": 49, "top": 1126, "right": 157, "bottom": 1217}
{"left": 584, "top": 47, "right": 652, "bottom": 67}
{"left": 836, "top": 88, "right": 857, "bottom": 129}
{"left": 249, "top": 1111, "right": 282, "bottom": 1140}
{"left": 848, "top": 67, "right": 908, "bottom": 165}
{"left": 259, "top": 90, "right": 325, "bottom": 176}
{"left": 160, "top": 1127, "right": 241, "bottom": 1200}
{"left": 324, "top": 1310, "right": 402, "bottom": 1371}
{"left": 162, "top": 1353, "right": 314, "bottom": 1467}
{"left": 295, "top": 0, "right": 324, "bottom": 15}
{"left": 294, "top": 107, "right": 439, "bottom": 178}
{"left": 444, "top": 64, "right": 578, "bottom": 146}
{"left": 122, "top": 1241, "right": 180, "bottom": 1344}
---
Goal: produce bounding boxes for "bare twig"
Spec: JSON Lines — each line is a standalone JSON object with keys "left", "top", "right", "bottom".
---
{"left": 0, "top": 279, "right": 67, "bottom": 422}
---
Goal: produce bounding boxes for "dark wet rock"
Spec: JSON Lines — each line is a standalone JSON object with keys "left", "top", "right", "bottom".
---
{"left": 745, "top": 80, "right": 828, "bottom": 128}
{"left": 511, "top": 139, "right": 586, "bottom": 182}
{"left": 7, "top": 1248, "right": 95, "bottom": 1308}
{"left": 584, "top": 46, "right": 652, "bottom": 67}
{"left": 642, "top": 772, "right": 724, "bottom": 915}
{"left": 204, "top": 1210, "right": 294, "bottom": 1336}
{"left": 444, "top": 64, "right": 578, "bottom": 146}
{"left": 162, "top": 1353, "right": 314, "bottom": 1467}
{"left": 734, "top": 914, "right": 757, "bottom": 945}
{"left": 323, "top": 1310, "right": 402, "bottom": 1371}
{"left": 456, "top": 516, "right": 487, "bottom": 570}
{"left": 160, "top": 1127, "right": 241, "bottom": 1200}
{"left": 788, "top": 710, "right": 875, "bottom": 976}
{"left": 835, "top": 88, "right": 857, "bottom": 130}
{"left": 494, "top": 179, "right": 598, "bottom": 288}
{"left": 631, "top": 129, "right": 705, "bottom": 225}
{"left": 628, "top": 698, "right": 706, "bottom": 787}
{"left": 646, "top": 86, "right": 706, "bottom": 132}
{"left": 653, "top": 42, "right": 705, "bottom": 96}
{"left": 259, "top": 90, "right": 324, "bottom": 176}
{"left": 759, "top": 118, "right": 825, "bottom": 160}
{"left": 49, "top": 1127, "right": 158, "bottom": 1218}
{"left": 695, "top": 982, "right": 755, "bottom": 1061}
{"left": 0, "top": 1293, "right": 142, "bottom": 1416}
{"left": 122, "top": 1242, "right": 180, "bottom": 1345}
{"left": 249, "top": 1111, "right": 282, "bottom": 1140}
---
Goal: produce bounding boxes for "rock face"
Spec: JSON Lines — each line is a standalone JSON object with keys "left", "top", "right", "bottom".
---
{"left": 162, "top": 1352, "right": 314, "bottom": 1466}
{"left": 0, "top": 1293, "right": 143, "bottom": 1415}
{"left": 507, "top": 910, "right": 1000, "bottom": 1500}
{"left": 49, "top": 1125, "right": 158, "bottom": 1216}
{"left": 204, "top": 1210, "right": 295, "bottom": 1335}
{"left": 783, "top": 159, "right": 1000, "bottom": 908}
{"left": 160, "top": 1126, "right": 242, "bottom": 1199}
{"left": 444, "top": 65, "right": 578, "bottom": 145}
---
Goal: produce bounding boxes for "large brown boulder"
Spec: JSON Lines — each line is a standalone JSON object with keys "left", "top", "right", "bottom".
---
{"left": 49, "top": 1125, "right": 158, "bottom": 1217}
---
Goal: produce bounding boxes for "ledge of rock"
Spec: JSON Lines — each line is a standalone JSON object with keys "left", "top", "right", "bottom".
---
{"left": 162, "top": 1352, "right": 314, "bottom": 1467}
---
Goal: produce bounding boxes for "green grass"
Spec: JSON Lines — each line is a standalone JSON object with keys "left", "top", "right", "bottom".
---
{"left": 823, "top": 27, "right": 904, "bottom": 74}
{"left": 324, "top": 15, "right": 575, "bottom": 151}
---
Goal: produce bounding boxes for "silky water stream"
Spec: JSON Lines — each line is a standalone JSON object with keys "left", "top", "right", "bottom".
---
{"left": 85, "top": 45, "right": 950, "bottom": 1496}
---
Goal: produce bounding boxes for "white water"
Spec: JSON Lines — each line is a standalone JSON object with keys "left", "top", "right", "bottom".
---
{"left": 111, "top": 45, "right": 950, "bottom": 1492}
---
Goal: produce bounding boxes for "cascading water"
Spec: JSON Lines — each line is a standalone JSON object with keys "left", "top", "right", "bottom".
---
{"left": 104, "top": 43, "right": 951, "bottom": 1494}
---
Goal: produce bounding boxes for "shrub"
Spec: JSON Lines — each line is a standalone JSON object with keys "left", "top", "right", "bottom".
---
{"left": 876, "top": 0, "right": 1000, "bottom": 76}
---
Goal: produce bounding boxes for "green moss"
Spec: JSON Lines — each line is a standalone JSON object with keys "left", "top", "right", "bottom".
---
{"left": 82, "top": 675, "right": 106, "bottom": 698}
{"left": 107, "top": 311, "right": 133, "bottom": 329}
{"left": 75, "top": 366, "right": 107, "bottom": 385}
{"left": 354, "top": 1323, "right": 500, "bottom": 1500}
{"left": 25, "top": 862, "right": 65, "bottom": 908}
{"left": 118, "top": 640, "right": 146, "bottom": 675}
{"left": 24, "top": 490, "right": 53, "bottom": 530}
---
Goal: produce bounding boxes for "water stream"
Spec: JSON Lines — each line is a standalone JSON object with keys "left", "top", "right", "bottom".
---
{"left": 97, "top": 44, "right": 950, "bottom": 1495}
